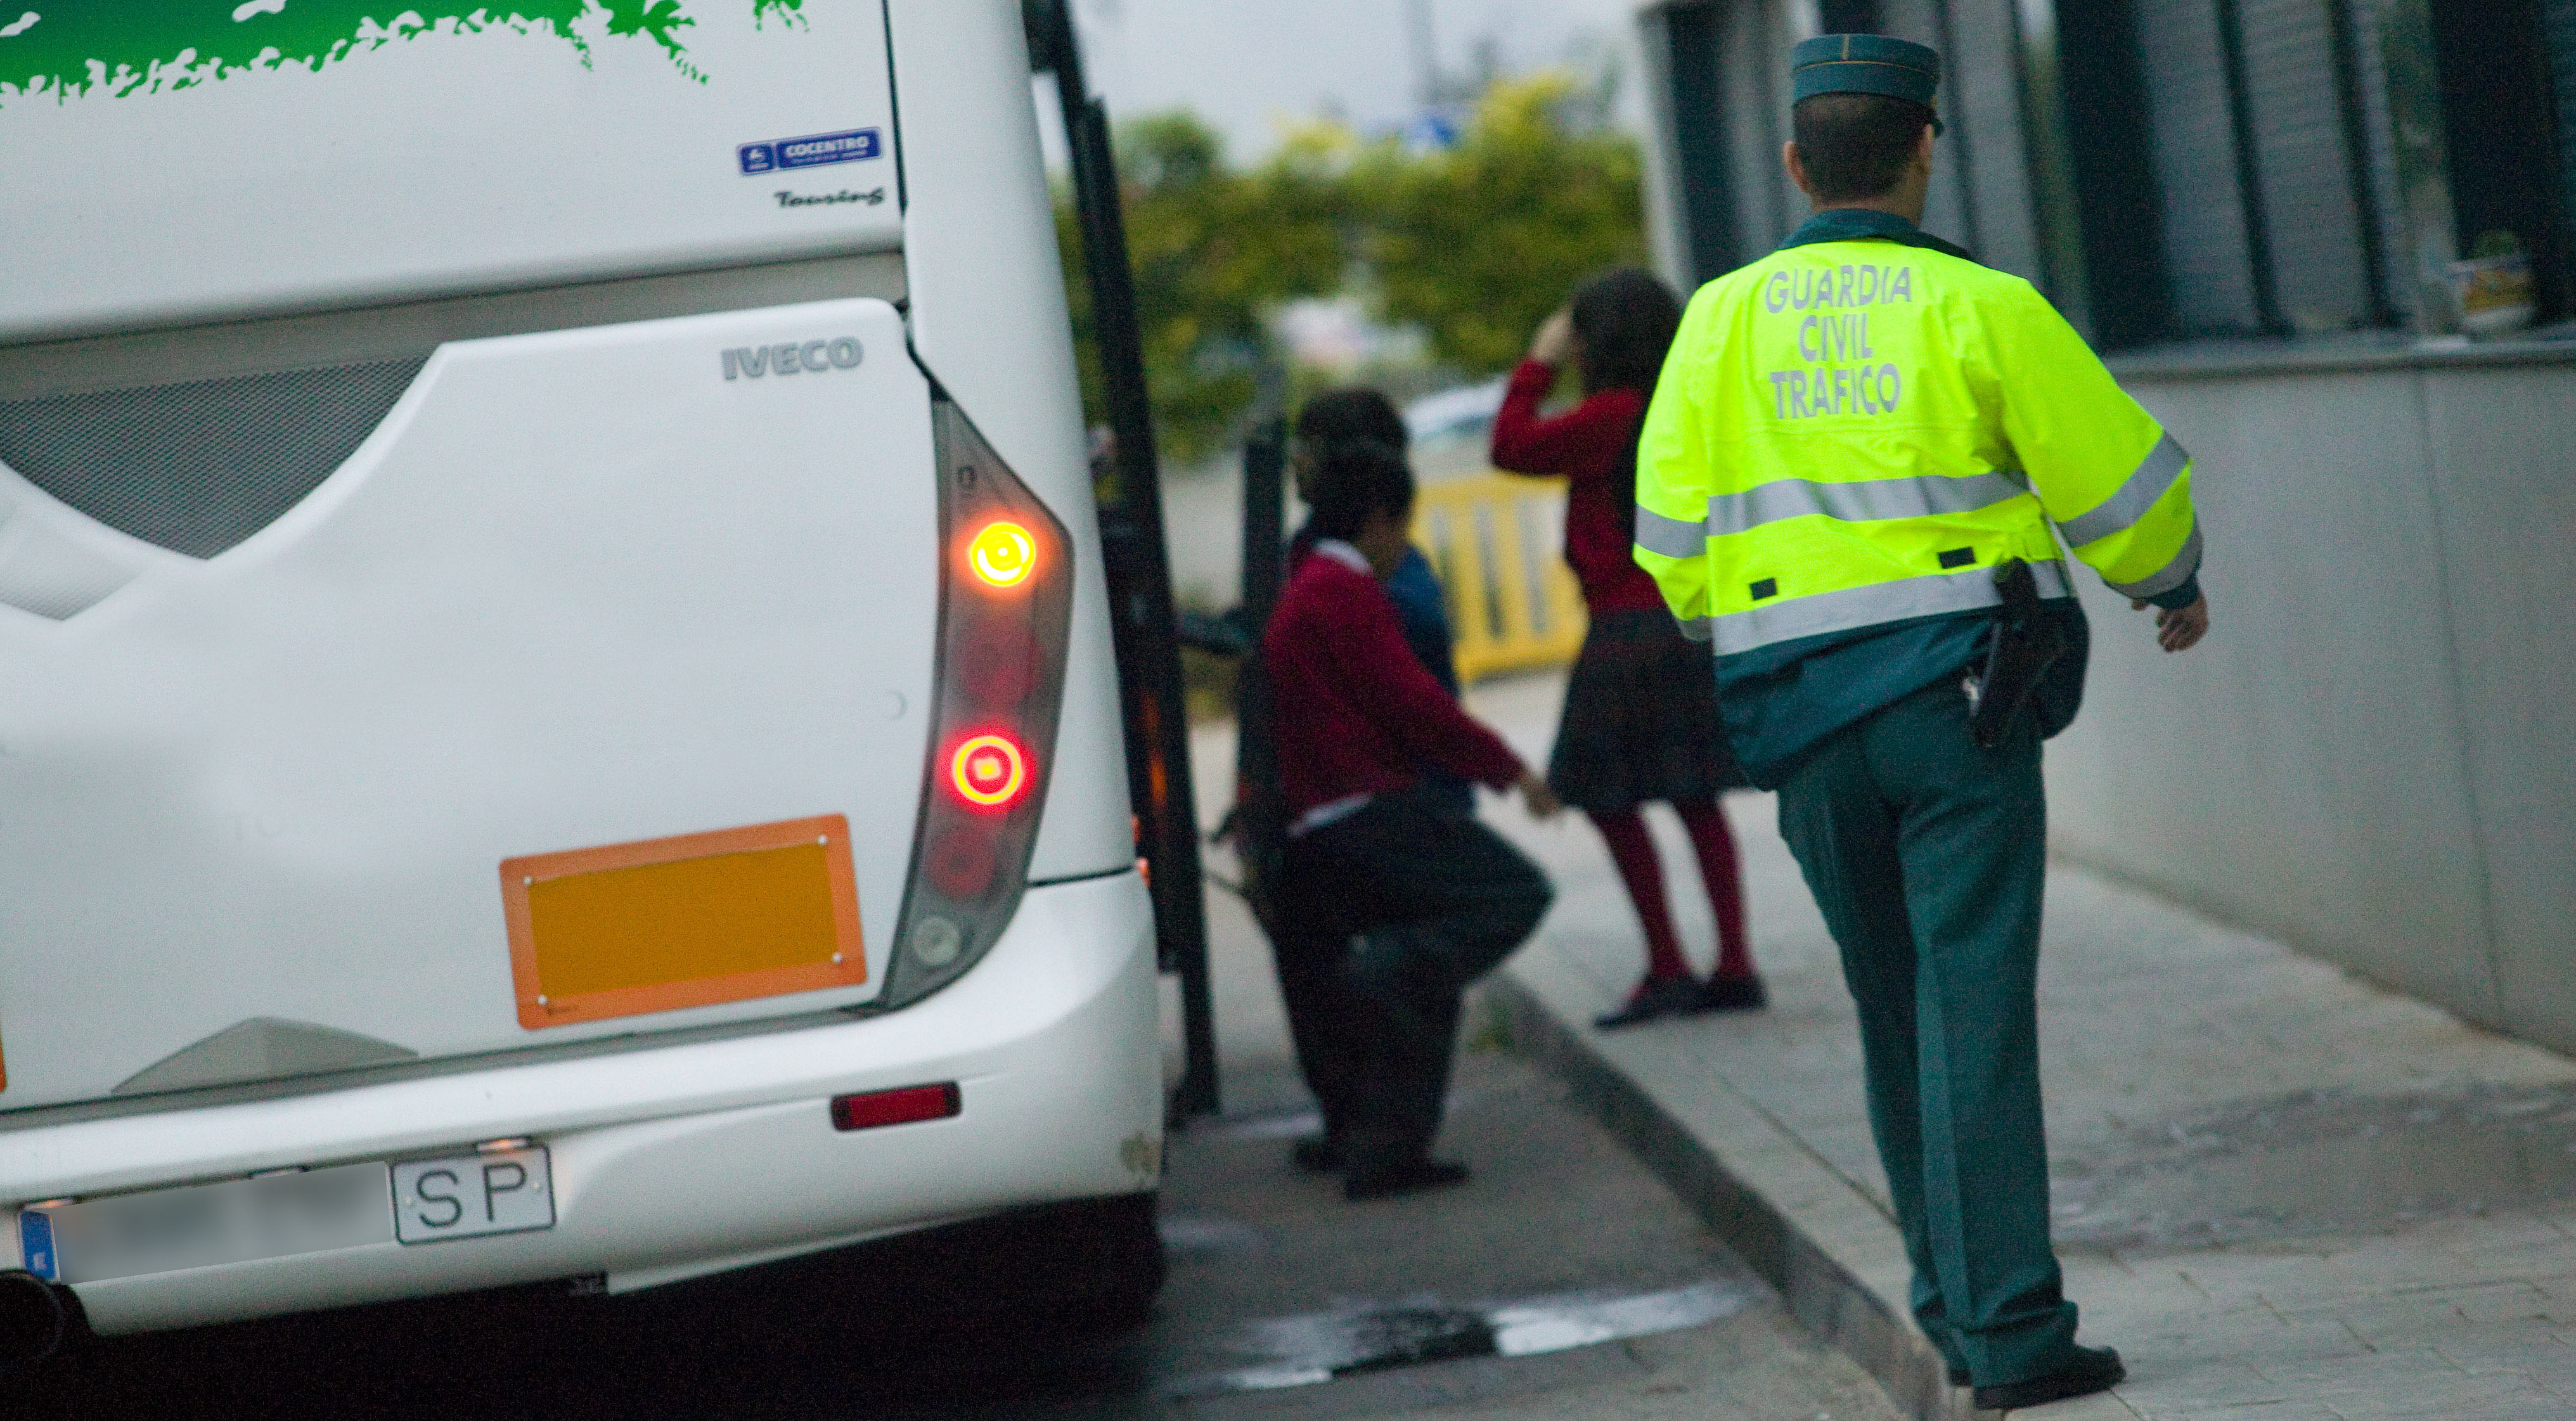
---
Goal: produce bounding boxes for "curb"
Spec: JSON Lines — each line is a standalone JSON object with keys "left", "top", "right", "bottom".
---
{"left": 1486, "top": 950, "right": 2138, "bottom": 1421}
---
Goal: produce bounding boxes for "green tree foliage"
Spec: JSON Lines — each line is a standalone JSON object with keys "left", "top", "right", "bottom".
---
{"left": 1057, "top": 71, "right": 1645, "bottom": 462}
{"left": 1360, "top": 73, "right": 1648, "bottom": 376}
{"left": 1059, "top": 112, "right": 1345, "bottom": 463}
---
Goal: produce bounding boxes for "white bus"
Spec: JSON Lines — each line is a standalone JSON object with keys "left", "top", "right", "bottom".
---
{"left": 0, "top": 0, "right": 1162, "bottom": 1348}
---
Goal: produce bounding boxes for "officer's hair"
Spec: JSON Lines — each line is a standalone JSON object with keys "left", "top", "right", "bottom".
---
{"left": 1296, "top": 387, "right": 1410, "bottom": 453}
{"left": 1305, "top": 440, "right": 1415, "bottom": 543}
{"left": 1791, "top": 92, "right": 1935, "bottom": 203}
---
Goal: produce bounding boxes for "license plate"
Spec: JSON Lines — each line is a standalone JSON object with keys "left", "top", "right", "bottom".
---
{"left": 391, "top": 1147, "right": 555, "bottom": 1244}
{"left": 22, "top": 1162, "right": 394, "bottom": 1284}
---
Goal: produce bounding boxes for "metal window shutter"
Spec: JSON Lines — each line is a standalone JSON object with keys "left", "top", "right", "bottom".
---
{"left": 1720, "top": 1, "right": 1799, "bottom": 252}
{"left": 1659, "top": 4, "right": 1744, "bottom": 283}
{"left": 2134, "top": 0, "right": 2265, "bottom": 333}
{"left": 2348, "top": 0, "right": 2417, "bottom": 321}
{"left": 2239, "top": 0, "right": 2372, "bottom": 331}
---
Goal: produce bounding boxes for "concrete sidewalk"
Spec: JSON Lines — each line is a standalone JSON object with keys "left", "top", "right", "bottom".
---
{"left": 1436, "top": 671, "right": 2576, "bottom": 1420}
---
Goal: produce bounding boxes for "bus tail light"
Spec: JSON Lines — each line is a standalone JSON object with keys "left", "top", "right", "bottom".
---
{"left": 947, "top": 732, "right": 1030, "bottom": 809}
{"left": 966, "top": 520, "right": 1038, "bottom": 588}
{"left": 880, "top": 400, "right": 1073, "bottom": 1006}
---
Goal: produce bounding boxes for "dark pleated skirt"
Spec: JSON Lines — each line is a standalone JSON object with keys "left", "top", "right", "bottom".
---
{"left": 1547, "top": 608, "right": 1747, "bottom": 813}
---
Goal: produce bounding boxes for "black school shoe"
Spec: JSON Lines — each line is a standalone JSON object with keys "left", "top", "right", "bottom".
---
{"left": 1971, "top": 1346, "right": 2125, "bottom": 1410}
{"left": 1344, "top": 1158, "right": 1471, "bottom": 1200}
{"left": 1595, "top": 975, "right": 1704, "bottom": 1029}
{"left": 1699, "top": 974, "right": 1767, "bottom": 1012}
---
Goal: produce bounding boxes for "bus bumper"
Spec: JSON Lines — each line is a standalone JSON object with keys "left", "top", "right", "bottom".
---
{"left": 3, "top": 870, "right": 1159, "bottom": 1336}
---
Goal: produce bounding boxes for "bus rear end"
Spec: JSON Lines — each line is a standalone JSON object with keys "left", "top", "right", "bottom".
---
{"left": 0, "top": 0, "right": 1158, "bottom": 1338}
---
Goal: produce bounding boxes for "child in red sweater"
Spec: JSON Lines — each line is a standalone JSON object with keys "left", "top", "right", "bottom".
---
{"left": 1265, "top": 441, "right": 1559, "bottom": 1200}
{"left": 1491, "top": 267, "right": 1762, "bottom": 1028}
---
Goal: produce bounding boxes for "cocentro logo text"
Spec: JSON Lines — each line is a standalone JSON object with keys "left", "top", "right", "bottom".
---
{"left": 723, "top": 338, "right": 863, "bottom": 381}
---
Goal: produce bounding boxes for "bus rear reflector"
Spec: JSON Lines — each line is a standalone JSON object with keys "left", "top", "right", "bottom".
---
{"left": 830, "top": 1083, "right": 962, "bottom": 1132}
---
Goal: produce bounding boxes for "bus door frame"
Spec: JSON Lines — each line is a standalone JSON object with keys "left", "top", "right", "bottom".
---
{"left": 1023, "top": 0, "right": 1219, "bottom": 1122}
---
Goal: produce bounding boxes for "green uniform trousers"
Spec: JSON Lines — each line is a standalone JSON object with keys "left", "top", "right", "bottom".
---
{"left": 1774, "top": 678, "right": 2080, "bottom": 1387}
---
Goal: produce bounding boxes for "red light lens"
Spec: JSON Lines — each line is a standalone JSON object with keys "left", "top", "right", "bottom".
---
{"left": 957, "top": 622, "right": 1038, "bottom": 705}
{"left": 926, "top": 823, "right": 1000, "bottom": 899}
{"left": 948, "top": 732, "right": 1029, "bottom": 809}
{"left": 830, "top": 1082, "right": 962, "bottom": 1132}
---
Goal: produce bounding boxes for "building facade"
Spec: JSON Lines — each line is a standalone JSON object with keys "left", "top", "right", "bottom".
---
{"left": 1636, "top": 0, "right": 2576, "bottom": 1052}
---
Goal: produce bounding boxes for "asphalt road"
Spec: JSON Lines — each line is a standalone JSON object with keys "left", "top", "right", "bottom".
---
{"left": 7, "top": 851, "right": 1900, "bottom": 1421}
{"left": 6, "top": 1051, "right": 1896, "bottom": 1421}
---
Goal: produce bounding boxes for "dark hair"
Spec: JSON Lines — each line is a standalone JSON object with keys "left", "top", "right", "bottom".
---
{"left": 1791, "top": 91, "right": 1934, "bottom": 203}
{"left": 1570, "top": 268, "right": 1682, "bottom": 397}
{"left": 1294, "top": 387, "right": 1410, "bottom": 453}
{"left": 1305, "top": 440, "right": 1414, "bottom": 543}
{"left": 1568, "top": 267, "right": 1682, "bottom": 544}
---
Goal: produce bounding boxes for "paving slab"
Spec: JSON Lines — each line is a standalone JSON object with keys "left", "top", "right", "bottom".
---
{"left": 1436, "top": 671, "right": 2576, "bottom": 1421}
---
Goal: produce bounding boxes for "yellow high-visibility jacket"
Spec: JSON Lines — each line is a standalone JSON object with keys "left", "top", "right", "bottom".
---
{"left": 1634, "top": 209, "right": 2202, "bottom": 782}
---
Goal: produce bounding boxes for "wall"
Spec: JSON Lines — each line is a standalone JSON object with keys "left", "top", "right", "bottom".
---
{"left": 1637, "top": 0, "right": 2054, "bottom": 289}
{"left": 2047, "top": 346, "right": 2576, "bottom": 1052}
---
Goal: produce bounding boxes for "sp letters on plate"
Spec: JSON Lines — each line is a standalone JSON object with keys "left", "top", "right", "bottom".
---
{"left": 392, "top": 1148, "right": 555, "bottom": 1244}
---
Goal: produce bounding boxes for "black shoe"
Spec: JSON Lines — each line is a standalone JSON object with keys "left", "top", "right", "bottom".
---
{"left": 1290, "top": 1135, "right": 1344, "bottom": 1173}
{"left": 1594, "top": 975, "right": 1704, "bottom": 1029}
{"left": 1344, "top": 1159, "right": 1471, "bottom": 1200}
{"left": 1972, "top": 1346, "right": 2125, "bottom": 1410}
{"left": 1697, "top": 973, "right": 1767, "bottom": 1012}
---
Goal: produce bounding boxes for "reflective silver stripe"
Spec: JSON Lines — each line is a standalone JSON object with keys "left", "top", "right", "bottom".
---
{"left": 1677, "top": 615, "right": 1714, "bottom": 643}
{"left": 1712, "top": 561, "right": 2073, "bottom": 657}
{"left": 1635, "top": 506, "right": 1706, "bottom": 559}
{"left": 2104, "top": 522, "right": 2203, "bottom": 600}
{"left": 1707, "top": 470, "right": 2030, "bottom": 537}
{"left": 2058, "top": 432, "right": 2189, "bottom": 547}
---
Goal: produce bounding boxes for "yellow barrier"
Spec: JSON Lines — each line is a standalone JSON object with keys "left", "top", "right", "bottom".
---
{"left": 1411, "top": 472, "right": 1588, "bottom": 683}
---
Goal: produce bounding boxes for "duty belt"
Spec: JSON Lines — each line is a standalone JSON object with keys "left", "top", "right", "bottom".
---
{"left": 1964, "top": 558, "right": 2066, "bottom": 749}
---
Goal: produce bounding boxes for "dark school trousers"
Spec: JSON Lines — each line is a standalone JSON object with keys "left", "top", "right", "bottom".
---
{"left": 1774, "top": 679, "right": 2081, "bottom": 1389}
{"left": 1270, "top": 906, "right": 1362, "bottom": 1146}
{"left": 1277, "top": 787, "right": 1553, "bottom": 1173}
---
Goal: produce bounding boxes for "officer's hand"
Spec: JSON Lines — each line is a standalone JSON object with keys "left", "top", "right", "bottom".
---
{"left": 1528, "top": 309, "right": 1576, "bottom": 368}
{"left": 1516, "top": 770, "right": 1563, "bottom": 820}
{"left": 2130, "top": 593, "right": 2210, "bottom": 653}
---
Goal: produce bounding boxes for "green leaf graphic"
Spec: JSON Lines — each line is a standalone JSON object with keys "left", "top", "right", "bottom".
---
{"left": 0, "top": 1, "right": 797, "bottom": 104}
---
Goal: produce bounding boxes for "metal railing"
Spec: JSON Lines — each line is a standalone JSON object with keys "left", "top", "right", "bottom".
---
{"left": 1412, "top": 473, "right": 1588, "bottom": 683}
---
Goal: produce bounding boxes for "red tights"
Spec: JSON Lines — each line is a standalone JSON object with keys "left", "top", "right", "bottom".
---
{"left": 1588, "top": 799, "right": 1752, "bottom": 982}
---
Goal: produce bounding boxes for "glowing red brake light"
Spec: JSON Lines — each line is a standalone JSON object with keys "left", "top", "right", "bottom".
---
{"left": 829, "top": 1082, "right": 962, "bottom": 1132}
{"left": 948, "top": 732, "right": 1029, "bottom": 809}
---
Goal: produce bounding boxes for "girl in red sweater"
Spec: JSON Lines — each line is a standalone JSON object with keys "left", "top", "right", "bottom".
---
{"left": 1491, "top": 267, "right": 1761, "bottom": 1027}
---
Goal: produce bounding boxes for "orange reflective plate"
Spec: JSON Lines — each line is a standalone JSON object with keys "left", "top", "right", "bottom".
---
{"left": 500, "top": 815, "right": 866, "bottom": 1029}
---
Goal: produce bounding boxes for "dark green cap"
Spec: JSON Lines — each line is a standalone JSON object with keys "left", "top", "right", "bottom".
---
{"left": 1791, "top": 33, "right": 1943, "bottom": 125}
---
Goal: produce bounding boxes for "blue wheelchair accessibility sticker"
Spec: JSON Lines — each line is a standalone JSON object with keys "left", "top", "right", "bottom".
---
{"left": 739, "top": 127, "right": 883, "bottom": 176}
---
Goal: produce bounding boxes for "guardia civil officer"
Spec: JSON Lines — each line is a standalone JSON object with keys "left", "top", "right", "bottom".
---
{"left": 1633, "top": 35, "right": 2209, "bottom": 1411}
